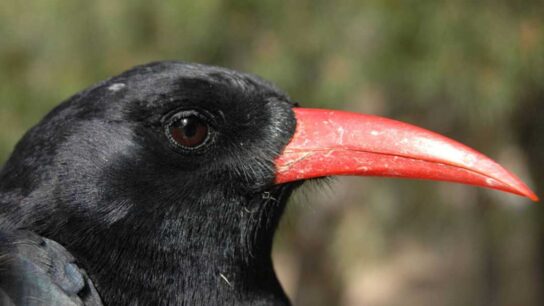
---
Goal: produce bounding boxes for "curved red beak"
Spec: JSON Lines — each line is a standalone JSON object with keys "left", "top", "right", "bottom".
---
{"left": 275, "top": 108, "right": 538, "bottom": 201}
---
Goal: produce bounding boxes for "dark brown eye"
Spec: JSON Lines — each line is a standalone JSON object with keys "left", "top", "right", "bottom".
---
{"left": 168, "top": 115, "right": 209, "bottom": 149}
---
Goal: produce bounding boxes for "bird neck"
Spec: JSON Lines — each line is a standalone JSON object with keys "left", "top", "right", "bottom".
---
{"left": 59, "top": 184, "right": 295, "bottom": 305}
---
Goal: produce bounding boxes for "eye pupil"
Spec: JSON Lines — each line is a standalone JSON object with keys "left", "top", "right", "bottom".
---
{"left": 169, "top": 115, "right": 209, "bottom": 149}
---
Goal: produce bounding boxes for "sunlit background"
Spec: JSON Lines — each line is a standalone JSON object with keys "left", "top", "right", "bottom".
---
{"left": 1, "top": 1, "right": 543, "bottom": 305}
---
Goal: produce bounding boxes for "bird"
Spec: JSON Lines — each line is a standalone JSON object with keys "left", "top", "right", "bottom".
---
{"left": 0, "top": 61, "right": 537, "bottom": 305}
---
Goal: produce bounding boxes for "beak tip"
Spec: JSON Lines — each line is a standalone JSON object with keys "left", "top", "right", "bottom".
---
{"left": 527, "top": 191, "right": 539, "bottom": 202}
{"left": 508, "top": 178, "right": 539, "bottom": 202}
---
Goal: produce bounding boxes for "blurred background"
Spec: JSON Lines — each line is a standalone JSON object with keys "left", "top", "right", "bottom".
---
{"left": 1, "top": 1, "right": 543, "bottom": 305}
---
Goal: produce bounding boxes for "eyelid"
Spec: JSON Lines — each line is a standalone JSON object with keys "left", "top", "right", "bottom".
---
{"left": 161, "top": 107, "right": 219, "bottom": 129}
{"left": 162, "top": 109, "right": 216, "bottom": 153}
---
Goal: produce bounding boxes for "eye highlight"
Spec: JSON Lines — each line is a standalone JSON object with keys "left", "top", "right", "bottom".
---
{"left": 165, "top": 112, "right": 211, "bottom": 151}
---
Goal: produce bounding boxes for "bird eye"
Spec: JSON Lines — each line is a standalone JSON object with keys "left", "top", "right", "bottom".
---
{"left": 166, "top": 114, "right": 210, "bottom": 150}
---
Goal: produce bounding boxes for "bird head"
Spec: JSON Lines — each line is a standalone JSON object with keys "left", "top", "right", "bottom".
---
{"left": 2, "top": 62, "right": 297, "bottom": 224}
{"left": 0, "top": 61, "right": 537, "bottom": 304}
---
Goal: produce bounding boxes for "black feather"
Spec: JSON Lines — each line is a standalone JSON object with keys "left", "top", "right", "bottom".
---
{"left": 0, "top": 62, "right": 300, "bottom": 305}
{"left": 0, "top": 228, "right": 102, "bottom": 305}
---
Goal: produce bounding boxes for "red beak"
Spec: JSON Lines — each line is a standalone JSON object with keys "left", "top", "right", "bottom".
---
{"left": 275, "top": 108, "right": 538, "bottom": 201}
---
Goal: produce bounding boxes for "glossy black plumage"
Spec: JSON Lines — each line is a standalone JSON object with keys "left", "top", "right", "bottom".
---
{"left": 0, "top": 230, "right": 102, "bottom": 305}
{"left": 0, "top": 62, "right": 298, "bottom": 305}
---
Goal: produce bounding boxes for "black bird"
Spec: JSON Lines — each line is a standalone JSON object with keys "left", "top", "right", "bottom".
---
{"left": 0, "top": 62, "right": 537, "bottom": 305}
